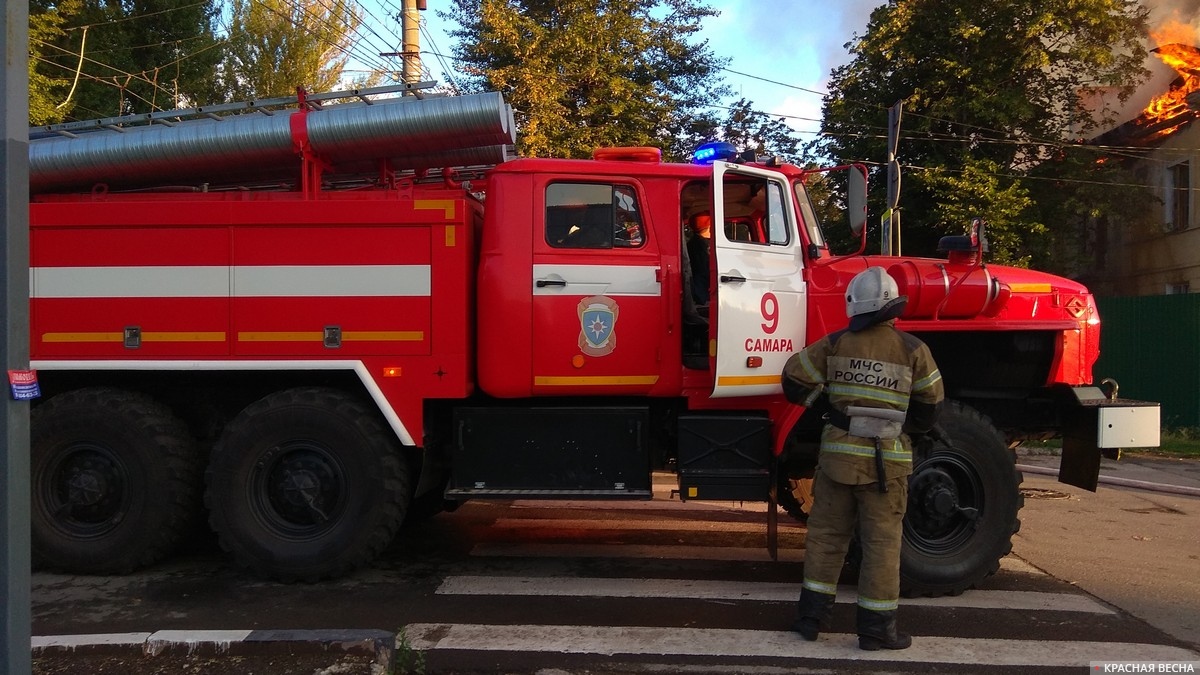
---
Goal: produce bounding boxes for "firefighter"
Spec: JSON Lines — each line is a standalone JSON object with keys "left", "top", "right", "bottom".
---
{"left": 686, "top": 211, "right": 712, "bottom": 307}
{"left": 781, "top": 266, "right": 944, "bottom": 651}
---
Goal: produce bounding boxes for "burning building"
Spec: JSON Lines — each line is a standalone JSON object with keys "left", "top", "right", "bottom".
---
{"left": 1085, "top": 20, "right": 1200, "bottom": 296}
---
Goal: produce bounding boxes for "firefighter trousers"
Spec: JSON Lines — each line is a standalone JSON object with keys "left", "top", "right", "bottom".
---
{"left": 801, "top": 465, "right": 909, "bottom": 611}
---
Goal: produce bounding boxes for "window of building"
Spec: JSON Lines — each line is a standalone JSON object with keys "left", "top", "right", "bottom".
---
{"left": 1166, "top": 281, "right": 1190, "bottom": 295}
{"left": 1165, "top": 161, "right": 1191, "bottom": 232}
{"left": 546, "top": 183, "right": 645, "bottom": 249}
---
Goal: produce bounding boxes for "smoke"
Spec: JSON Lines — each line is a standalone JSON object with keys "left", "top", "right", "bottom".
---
{"left": 1147, "top": 0, "right": 1200, "bottom": 24}
{"left": 812, "top": 0, "right": 880, "bottom": 84}
{"left": 1113, "top": 0, "right": 1200, "bottom": 126}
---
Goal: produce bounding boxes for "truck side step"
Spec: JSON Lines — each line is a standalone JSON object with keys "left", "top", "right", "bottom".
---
{"left": 677, "top": 415, "right": 772, "bottom": 502}
{"left": 444, "top": 487, "right": 652, "bottom": 499}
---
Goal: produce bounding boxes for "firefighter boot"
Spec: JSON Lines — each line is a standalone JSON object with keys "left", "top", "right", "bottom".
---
{"left": 792, "top": 588, "right": 836, "bottom": 641}
{"left": 856, "top": 606, "right": 912, "bottom": 651}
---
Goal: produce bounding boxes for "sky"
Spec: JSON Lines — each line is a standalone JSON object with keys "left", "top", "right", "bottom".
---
{"left": 352, "top": 0, "right": 882, "bottom": 139}
{"left": 347, "top": 0, "right": 1200, "bottom": 143}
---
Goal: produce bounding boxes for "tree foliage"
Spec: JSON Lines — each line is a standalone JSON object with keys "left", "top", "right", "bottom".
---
{"left": 220, "top": 0, "right": 364, "bottom": 100}
{"left": 29, "top": 0, "right": 80, "bottom": 125}
{"left": 717, "top": 98, "right": 804, "bottom": 163}
{"left": 816, "top": 0, "right": 1153, "bottom": 268}
{"left": 31, "top": 0, "right": 223, "bottom": 120}
{"left": 442, "top": 0, "right": 734, "bottom": 160}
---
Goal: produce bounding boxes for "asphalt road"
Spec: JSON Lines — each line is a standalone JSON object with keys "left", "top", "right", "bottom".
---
{"left": 1013, "top": 452, "right": 1200, "bottom": 652}
{"left": 30, "top": 469, "right": 1200, "bottom": 674}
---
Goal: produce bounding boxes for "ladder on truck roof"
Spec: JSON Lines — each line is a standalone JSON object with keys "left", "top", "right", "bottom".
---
{"left": 29, "top": 82, "right": 516, "bottom": 195}
{"left": 32, "top": 81, "right": 439, "bottom": 139}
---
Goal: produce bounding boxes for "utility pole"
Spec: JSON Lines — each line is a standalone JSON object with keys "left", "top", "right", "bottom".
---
{"left": 882, "top": 100, "right": 903, "bottom": 256}
{"left": 382, "top": 0, "right": 426, "bottom": 86}
{"left": 1, "top": 0, "right": 32, "bottom": 672}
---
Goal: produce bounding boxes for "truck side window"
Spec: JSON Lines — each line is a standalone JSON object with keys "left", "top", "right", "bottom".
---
{"left": 765, "top": 182, "right": 790, "bottom": 245}
{"left": 721, "top": 179, "right": 790, "bottom": 247}
{"left": 546, "top": 182, "right": 645, "bottom": 249}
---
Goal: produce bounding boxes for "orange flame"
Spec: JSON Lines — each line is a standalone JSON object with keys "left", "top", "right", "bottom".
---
{"left": 1143, "top": 19, "right": 1200, "bottom": 127}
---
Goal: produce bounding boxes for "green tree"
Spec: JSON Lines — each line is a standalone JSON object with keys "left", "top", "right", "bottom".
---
{"left": 1024, "top": 144, "right": 1161, "bottom": 276}
{"left": 32, "top": 0, "right": 223, "bottom": 120}
{"left": 672, "top": 98, "right": 806, "bottom": 165}
{"left": 816, "top": 0, "right": 1152, "bottom": 267}
{"left": 717, "top": 98, "right": 804, "bottom": 163}
{"left": 442, "top": 0, "right": 731, "bottom": 160}
{"left": 922, "top": 157, "right": 1041, "bottom": 266}
{"left": 221, "top": 0, "right": 364, "bottom": 100}
{"left": 29, "top": 0, "right": 81, "bottom": 125}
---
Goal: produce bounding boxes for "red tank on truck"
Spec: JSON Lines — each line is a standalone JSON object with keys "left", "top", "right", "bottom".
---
{"left": 25, "top": 84, "right": 1160, "bottom": 596}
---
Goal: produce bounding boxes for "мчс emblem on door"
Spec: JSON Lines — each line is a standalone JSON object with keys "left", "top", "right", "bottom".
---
{"left": 577, "top": 295, "right": 619, "bottom": 357}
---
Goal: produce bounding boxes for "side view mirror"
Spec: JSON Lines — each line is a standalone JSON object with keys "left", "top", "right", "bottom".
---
{"left": 849, "top": 165, "right": 867, "bottom": 236}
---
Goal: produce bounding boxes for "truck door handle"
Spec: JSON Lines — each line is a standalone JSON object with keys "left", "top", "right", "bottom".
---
{"left": 720, "top": 274, "right": 747, "bottom": 283}
{"left": 536, "top": 279, "right": 567, "bottom": 287}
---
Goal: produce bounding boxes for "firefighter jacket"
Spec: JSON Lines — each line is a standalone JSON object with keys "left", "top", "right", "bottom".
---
{"left": 782, "top": 320, "right": 944, "bottom": 485}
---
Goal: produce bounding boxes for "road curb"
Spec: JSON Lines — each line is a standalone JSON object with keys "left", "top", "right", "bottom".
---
{"left": 32, "top": 629, "right": 396, "bottom": 665}
{"left": 1017, "top": 463, "right": 1200, "bottom": 497}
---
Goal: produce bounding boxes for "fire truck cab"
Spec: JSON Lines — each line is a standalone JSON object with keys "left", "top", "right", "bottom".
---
{"left": 445, "top": 149, "right": 823, "bottom": 503}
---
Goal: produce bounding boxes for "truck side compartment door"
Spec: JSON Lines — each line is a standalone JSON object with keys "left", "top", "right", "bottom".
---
{"left": 530, "top": 179, "right": 664, "bottom": 395}
{"left": 709, "top": 161, "right": 806, "bottom": 398}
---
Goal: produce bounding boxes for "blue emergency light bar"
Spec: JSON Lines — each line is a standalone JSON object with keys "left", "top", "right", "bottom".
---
{"left": 692, "top": 141, "right": 738, "bottom": 165}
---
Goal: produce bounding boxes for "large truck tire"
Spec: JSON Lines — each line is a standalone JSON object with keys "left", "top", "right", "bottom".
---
{"left": 900, "top": 400, "right": 1023, "bottom": 597}
{"left": 205, "top": 387, "right": 409, "bottom": 582}
{"left": 777, "top": 474, "right": 814, "bottom": 524}
{"left": 31, "top": 387, "right": 200, "bottom": 574}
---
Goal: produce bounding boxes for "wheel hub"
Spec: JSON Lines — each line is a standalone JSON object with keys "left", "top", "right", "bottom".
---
{"left": 261, "top": 447, "right": 343, "bottom": 530}
{"left": 930, "top": 486, "right": 956, "bottom": 516}
{"left": 279, "top": 469, "right": 320, "bottom": 503}
{"left": 66, "top": 469, "right": 108, "bottom": 507}
{"left": 911, "top": 467, "right": 962, "bottom": 527}
{"left": 49, "top": 448, "right": 127, "bottom": 530}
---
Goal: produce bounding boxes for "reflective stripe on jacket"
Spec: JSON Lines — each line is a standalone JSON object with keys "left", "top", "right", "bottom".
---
{"left": 782, "top": 321, "right": 944, "bottom": 485}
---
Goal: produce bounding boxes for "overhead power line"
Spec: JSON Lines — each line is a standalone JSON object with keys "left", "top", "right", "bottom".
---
{"left": 60, "top": 0, "right": 211, "bottom": 31}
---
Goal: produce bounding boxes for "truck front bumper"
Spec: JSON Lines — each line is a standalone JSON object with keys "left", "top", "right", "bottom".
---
{"left": 1060, "top": 387, "right": 1160, "bottom": 491}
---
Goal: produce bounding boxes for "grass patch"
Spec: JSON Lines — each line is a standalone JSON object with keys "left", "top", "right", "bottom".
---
{"left": 1018, "top": 429, "right": 1200, "bottom": 459}
{"left": 1126, "top": 428, "right": 1200, "bottom": 459}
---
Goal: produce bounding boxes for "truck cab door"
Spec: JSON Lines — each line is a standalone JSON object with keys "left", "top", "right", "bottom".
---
{"left": 529, "top": 179, "right": 664, "bottom": 395}
{"left": 709, "top": 161, "right": 806, "bottom": 398}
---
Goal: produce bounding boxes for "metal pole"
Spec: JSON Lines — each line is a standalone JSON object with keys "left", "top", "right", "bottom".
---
{"left": 0, "top": 0, "right": 32, "bottom": 671}
{"left": 401, "top": 0, "right": 422, "bottom": 85}
{"left": 884, "top": 100, "right": 903, "bottom": 256}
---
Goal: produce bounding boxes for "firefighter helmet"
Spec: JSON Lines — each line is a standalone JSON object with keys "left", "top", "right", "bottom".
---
{"left": 846, "top": 267, "right": 907, "bottom": 331}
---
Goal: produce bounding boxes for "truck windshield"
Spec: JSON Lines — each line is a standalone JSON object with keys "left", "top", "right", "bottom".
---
{"left": 793, "top": 180, "right": 826, "bottom": 248}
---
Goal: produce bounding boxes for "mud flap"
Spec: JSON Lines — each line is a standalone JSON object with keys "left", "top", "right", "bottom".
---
{"left": 1059, "top": 387, "right": 1160, "bottom": 491}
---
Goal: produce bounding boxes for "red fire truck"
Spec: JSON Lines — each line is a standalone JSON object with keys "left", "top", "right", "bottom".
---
{"left": 27, "top": 85, "right": 1159, "bottom": 596}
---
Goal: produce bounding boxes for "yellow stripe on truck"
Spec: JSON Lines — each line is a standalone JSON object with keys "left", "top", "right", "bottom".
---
{"left": 1009, "top": 283, "right": 1052, "bottom": 293}
{"left": 716, "top": 375, "right": 782, "bottom": 387}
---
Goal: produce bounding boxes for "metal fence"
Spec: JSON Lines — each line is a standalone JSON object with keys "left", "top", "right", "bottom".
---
{"left": 1094, "top": 294, "right": 1198, "bottom": 428}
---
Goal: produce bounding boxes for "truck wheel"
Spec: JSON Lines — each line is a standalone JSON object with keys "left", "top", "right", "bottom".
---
{"left": 777, "top": 474, "right": 814, "bottom": 524}
{"left": 31, "top": 388, "right": 199, "bottom": 574}
{"left": 205, "top": 387, "right": 409, "bottom": 581}
{"left": 901, "top": 400, "right": 1023, "bottom": 597}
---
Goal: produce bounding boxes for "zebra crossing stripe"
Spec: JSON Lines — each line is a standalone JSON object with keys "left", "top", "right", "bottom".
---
{"left": 435, "top": 576, "right": 1113, "bottom": 614}
{"left": 403, "top": 623, "right": 1200, "bottom": 666}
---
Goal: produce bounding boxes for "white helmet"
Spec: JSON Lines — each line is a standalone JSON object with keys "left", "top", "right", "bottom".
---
{"left": 846, "top": 267, "right": 906, "bottom": 331}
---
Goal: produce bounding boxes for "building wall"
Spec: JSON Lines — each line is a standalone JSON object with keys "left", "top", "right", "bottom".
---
{"left": 1093, "top": 123, "right": 1200, "bottom": 296}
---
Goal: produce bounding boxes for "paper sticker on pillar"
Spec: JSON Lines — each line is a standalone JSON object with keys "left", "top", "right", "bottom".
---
{"left": 577, "top": 295, "right": 619, "bottom": 357}
{"left": 8, "top": 369, "right": 41, "bottom": 400}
